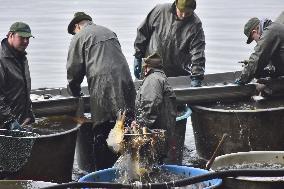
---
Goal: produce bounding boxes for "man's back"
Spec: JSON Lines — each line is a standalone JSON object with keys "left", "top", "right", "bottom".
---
{"left": 67, "top": 22, "right": 136, "bottom": 126}
{"left": 254, "top": 22, "right": 284, "bottom": 78}
{"left": 70, "top": 23, "right": 129, "bottom": 76}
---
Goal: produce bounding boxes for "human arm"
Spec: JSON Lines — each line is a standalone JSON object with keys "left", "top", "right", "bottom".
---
{"left": 189, "top": 21, "right": 206, "bottom": 86}
{"left": 0, "top": 63, "right": 17, "bottom": 127}
{"left": 133, "top": 57, "right": 142, "bottom": 79}
{"left": 0, "top": 85, "right": 22, "bottom": 130}
{"left": 133, "top": 6, "right": 159, "bottom": 59}
{"left": 133, "top": 6, "right": 160, "bottom": 79}
{"left": 66, "top": 36, "right": 86, "bottom": 97}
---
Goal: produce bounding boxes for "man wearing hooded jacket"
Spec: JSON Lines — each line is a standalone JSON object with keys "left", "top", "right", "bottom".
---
{"left": 66, "top": 12, "right": 136, "bottom": 170}
{"left": 133, "top": 0, "right": 205, "bottom": 87}
{"left": 0, "top": 22, "right": 35, "bottom": 130}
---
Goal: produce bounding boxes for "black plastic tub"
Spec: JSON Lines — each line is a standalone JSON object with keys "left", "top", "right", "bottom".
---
{"left": 1, "top": 116, "right": 81, "bottom": 183}
{"left": 191, "top": 98, "right": 284, "bottom": 160}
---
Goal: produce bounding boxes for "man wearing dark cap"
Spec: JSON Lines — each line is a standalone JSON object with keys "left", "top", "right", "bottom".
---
{"left": 132, "top": 52, "right": 177, "bottom": 164}
{"left": 0, "top": 22, "right": 35, "bottom": 130}
{"left": 66, "top": 12, "right": 136, "bottom": 170}
{"left": 235, "top": 16, "right": 284, "bottom": 85}
{"left": 133, "top": 0, "right": 205, "bottom": 88}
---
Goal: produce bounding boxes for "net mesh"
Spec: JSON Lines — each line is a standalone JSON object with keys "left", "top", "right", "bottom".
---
{"left": 0, "top": 129, "right": 39, "bottom": 173}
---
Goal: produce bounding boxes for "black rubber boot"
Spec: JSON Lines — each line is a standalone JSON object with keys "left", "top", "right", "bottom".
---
{"left": 93, "top": 121, "right": 118, "bottom": 170}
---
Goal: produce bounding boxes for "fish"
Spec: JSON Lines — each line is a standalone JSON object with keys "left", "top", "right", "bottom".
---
{"left": 107, "top": 111, "right": 126, "bottom": 153}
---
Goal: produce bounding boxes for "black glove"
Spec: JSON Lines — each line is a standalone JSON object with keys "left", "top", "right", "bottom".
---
{"left": 134, "top": 57, "right": 142, "bottom": 79}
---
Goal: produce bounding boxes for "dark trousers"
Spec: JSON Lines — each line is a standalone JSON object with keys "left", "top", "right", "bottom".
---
{"left": 93, "top": 121, "right": 118, "bottom": 170}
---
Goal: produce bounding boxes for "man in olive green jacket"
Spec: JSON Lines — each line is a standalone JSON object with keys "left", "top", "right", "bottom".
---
{"left": 236, "top": 16, "right": 284, "bottom": 84}
{"left": 0, "top": 22, "right": 35, "bottom": 130}
{"left": 134, "top": 0, "right": 205, "bottom": 87}
{"left": 67, "top": 12, "right": 136, "bottom": 170}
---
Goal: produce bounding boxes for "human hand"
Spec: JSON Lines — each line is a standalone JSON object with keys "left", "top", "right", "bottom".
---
{"left": 134, "top": 57, "right": 142, "bottom": 79}
{"left": 21, "top": 118, "right": 31, "bottom": 127}
{"left": 67, "top": 84, "right": 84, "bottom": 97}
{"left": 234, "top": 78, "right": 246, "bottom": 85}
{"left": 9, "top": 120, "right": 22, "bottom": 130}
{"left": 190, "top": 77, "right": 202, "bottom": 87}
{"left": 131, "top": 120, "right": 139, "bottom": 129}
{"left": 255, "top": 83, "right": 272, "bottom": 96}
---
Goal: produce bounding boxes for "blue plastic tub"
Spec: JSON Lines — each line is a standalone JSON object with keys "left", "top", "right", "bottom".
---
{"left": 79, "top": 165, "right": 222, "bottom": 189}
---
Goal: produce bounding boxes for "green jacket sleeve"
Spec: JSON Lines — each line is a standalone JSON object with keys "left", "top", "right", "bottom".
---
{"left": 134, "top": 5, "right": 160, "bottom": 59}
{"left": 66, "top": 35, "right": 86, "bottom": 96}
{"left": 0, "top": 63, "right": 15, "bottom": 123}
{"left": 190, "top": 22, "right": 206, "bottom": 79}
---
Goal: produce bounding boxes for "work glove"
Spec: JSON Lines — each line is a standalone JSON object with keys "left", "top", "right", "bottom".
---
{"left": 134, "top": 57, "right": 142, "bottom": 79}
{"left": 234, "top": 78, "right": 245, "bottom": 85}
{"left": 190, "top": 77, "right": 202, "bottom": 87}
{"left": 7, "top": 120, "right": 22, "bottom": 130}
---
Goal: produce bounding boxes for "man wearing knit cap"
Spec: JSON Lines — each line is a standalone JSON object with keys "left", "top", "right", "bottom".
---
{"left": 133, "top": 0, "right": 205, "bottom": 88}
{"left": 0, "top": 22, "right": 35, "bottom": 130}
{"left": 132, "top": 52, "right": 178, "bottom": 164}
{"left": 235, "top": 15, "right": 284, "bottom": 85}
{"left": 66, "top": 12, "right": 136, "bottom": 170}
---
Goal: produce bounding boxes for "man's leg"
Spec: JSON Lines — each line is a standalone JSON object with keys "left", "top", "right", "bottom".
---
{"left": 93, "top": 121, "right": 118, "bottom": 170}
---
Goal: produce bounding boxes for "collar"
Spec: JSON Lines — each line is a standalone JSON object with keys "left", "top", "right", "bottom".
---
{"left": 145, "top": 68, "right": 164, "bottom": 77}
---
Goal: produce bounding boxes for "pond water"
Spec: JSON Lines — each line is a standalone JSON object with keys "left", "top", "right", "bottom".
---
{"left": 0, "top": 0, "right": 283, "bottom": 89}
{"left": 0, "top": 0, "right": 283, "bottom": 186}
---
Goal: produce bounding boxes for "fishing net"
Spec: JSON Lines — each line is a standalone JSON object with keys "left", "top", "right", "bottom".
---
{"left": 0, "top": 129, "right": 39, "bottom": 175}
{"left": 113, "top": 129, "right": 167, "bottom": 183}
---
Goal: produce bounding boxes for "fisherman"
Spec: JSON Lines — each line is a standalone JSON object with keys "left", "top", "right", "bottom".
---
{"left": 131, "top": 52, "right": 178, "bottom": 164}
{"left": 133, "top": 0, "right": 205, "bottom": 87}
{"left": 0, "top": 22, "right": 35, "bottom": 130}
{"left": 235, "top": 16, "right": 284, "bottom": 85}
{"left": 66, "top": 12, "right": 136, "bottom": 170}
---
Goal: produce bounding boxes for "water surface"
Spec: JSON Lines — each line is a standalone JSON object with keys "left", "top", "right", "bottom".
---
{"left": 0, "top": 0, "right": 283, "bottom": 89}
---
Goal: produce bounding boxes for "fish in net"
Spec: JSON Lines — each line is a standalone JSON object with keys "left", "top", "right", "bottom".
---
{"left": 0, "top": 129, "right": 39, "bottom": 178}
